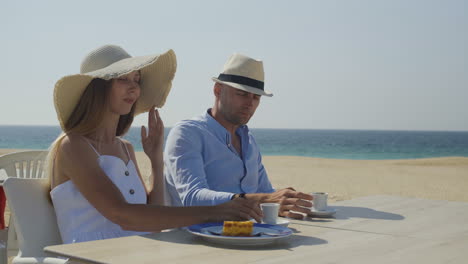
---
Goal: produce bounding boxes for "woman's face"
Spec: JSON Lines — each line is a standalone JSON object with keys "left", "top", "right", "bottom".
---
{"left": 108, "top": 71, "right": 141, "bottom": 116}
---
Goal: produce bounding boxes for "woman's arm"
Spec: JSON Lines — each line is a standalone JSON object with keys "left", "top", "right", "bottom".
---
{"left": 57, "top": 135, "right": 262, "bottom": 233}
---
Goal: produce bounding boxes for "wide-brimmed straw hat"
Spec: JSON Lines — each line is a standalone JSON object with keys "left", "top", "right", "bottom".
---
{"left": 54, "top": 44, "right": 177, "bottom": 130}
{"left": 212, "top": 53, "right": 273, "bottom": 97}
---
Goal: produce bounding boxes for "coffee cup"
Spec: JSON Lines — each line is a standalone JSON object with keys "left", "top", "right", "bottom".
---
{"left": 311, "top": 192, "right": 328, "bottom": 211}
{"left": 260, "top": 203, "right": 279, "bottom": 224}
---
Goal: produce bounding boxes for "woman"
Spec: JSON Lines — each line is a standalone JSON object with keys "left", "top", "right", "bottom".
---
{"left": 48, "top": 45, "right": 262, "bottom": 244}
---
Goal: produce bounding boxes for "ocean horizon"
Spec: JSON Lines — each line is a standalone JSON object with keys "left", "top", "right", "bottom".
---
{"left": 1, "top": 125, "right": 467, "bottom": 160}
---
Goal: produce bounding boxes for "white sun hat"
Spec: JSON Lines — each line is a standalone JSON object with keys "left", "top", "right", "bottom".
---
{"left": 54, "top": 44, "right": 177, "bottom": 129}
{"left": 211, "top": 53, "right": 273, "bottom": 97}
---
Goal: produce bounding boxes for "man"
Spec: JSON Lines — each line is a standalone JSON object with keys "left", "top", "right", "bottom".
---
{"left": 164, "top": 53, "right": 313, "bottom": 219}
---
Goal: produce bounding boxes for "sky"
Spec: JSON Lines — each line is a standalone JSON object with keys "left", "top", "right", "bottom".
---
{"left": 1, "top": 0, "right": 467, "bottom": 131}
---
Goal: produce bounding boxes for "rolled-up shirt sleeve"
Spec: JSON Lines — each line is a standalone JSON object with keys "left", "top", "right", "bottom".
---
{"left": 165, "top": 125, "right": 234, "bottom": 206}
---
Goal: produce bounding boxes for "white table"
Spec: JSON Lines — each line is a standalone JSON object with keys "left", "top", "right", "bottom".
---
{"left": 44, "top": 195, "right": 468, "bottom": 264}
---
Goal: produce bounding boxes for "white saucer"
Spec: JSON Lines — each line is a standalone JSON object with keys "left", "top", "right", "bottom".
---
{"left": 308, "top": 207, "right": 337, "bottom": 217}
{"left": 262, "top": 218, "right": 290, "bottom": 227}
{"left": 253, "top": 218, "right": 290, "bottom": 227}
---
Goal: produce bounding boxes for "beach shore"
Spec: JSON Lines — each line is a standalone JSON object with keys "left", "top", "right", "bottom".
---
{"left": 135, "top": 151, "right": 468, "bottom": 202}
{"left": 3, "top": 148, "right": 466, "bottom": 202}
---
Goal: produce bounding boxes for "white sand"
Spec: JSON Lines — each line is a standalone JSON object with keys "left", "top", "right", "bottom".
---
{"left": 133, "top": 151, "right": 468, "bottom": 202}
{"left": 2, "top": 149, "right": 468, "bottom": 202}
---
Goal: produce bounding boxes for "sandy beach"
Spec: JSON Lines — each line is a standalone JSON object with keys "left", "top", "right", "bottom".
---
{"left": 135, "top": 152, "right": 468, "bottom": 202}
{"left": 1, "top": 148, "right": 468, "bottom": 203}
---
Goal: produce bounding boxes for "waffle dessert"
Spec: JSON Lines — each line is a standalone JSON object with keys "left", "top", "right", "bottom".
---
{"left": 222, "top": 221, "right": 254, "bottom": 236}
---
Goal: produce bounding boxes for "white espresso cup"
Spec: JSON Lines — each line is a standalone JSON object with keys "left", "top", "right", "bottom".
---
{"left": 260, "top": 203, "right": 280, "bottom": 224}
{"left": 311, "top": 192, "right": 328, "bottom": 211}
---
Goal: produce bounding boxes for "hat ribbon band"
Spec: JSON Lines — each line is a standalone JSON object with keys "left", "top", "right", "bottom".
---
{"left": 217, "top": 74, "right": 264, "bottom": 91}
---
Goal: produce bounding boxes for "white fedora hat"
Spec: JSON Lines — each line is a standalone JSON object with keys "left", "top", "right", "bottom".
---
{"left": 54, "top": 44, "right": 177, "bottom": 130}
{"left": 211, "top": 53, "right": 273, "bottom": 97}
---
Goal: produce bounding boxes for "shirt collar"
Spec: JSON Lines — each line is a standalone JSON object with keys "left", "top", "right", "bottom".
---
{"left": 202, "top": 109, "right": 249, "bottom": 143}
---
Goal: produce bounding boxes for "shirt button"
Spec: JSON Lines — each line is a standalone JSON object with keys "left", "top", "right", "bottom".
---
{"left": 125, "top": 171, "right": 129, "bottom": 176}
{"left": 129, "top": 189, "right": 135, "bottom": 195}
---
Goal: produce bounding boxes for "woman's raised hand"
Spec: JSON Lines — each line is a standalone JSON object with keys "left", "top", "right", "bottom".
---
{"left": 141, "top": 107, "right": 165, "bottom": 163}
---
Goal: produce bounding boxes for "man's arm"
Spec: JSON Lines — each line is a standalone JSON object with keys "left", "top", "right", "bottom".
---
{"left": 256, "top": 151, "right": 275, "bottom": 193}
{"left": 238, "top": 142, "right": 313, "bottom": 219}
{"left": 164, "top": 124, "right": 234, "bottom": 206}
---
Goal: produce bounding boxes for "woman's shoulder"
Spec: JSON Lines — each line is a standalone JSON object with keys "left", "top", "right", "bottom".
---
{"left": 57, "top": 134, "right": 95, "bottom": 160}
{"left": 54, "top": 134, "right": 98, "bottom": 180}
{"left": 59, "top": 134, "right": 86, "bottom": 150}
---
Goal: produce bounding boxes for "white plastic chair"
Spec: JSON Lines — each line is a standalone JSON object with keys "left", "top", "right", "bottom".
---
{"left": 0, "top": 151, "right": 48, "bottom": 263}
{"left": 3, "top": 178, "right": 66, "bottom": 264}
{"left": 0, "top": 151, "right": 48, "bottom": 179}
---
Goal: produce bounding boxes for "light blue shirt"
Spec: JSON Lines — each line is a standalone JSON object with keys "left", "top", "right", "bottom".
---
{"left": 164, "top": 109, "right": 275, "bottom": 206}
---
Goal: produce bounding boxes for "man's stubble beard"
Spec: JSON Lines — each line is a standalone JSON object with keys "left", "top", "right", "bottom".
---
{"left": 222, "top": 109, "right": 246, "bottom": 126}
{"left": 219, "top": 104, "right": 251, "bottom": 126}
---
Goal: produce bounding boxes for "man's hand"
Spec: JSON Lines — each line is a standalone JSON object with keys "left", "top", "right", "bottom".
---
{"left": 267, "top": 187, "right": 313, "bottom": 219}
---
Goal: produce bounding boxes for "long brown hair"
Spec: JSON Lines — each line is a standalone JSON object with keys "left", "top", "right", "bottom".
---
{"left": 47, "top": 78, "right": 136, "bottom": 182}
{"left": 65, "top": 78, "right": 135, "bottom": 136}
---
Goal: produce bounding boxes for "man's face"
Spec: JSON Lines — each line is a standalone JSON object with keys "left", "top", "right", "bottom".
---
{"left": 217, "top": 84, "right": 261, "bottom": 126}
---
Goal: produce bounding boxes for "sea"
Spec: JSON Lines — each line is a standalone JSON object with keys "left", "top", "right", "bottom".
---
{"left": 1, "top": 125, "right": 468, "bottom": 160}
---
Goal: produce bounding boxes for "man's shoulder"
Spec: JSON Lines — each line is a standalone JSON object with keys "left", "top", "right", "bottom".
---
{"left": 165, "top": 115, "right": 211, "bottom": 151}
{"left": 169, "top": 115, "right": 210, "bottom": 137}
{"left": 173, "top": 116, "right": 207, "bottom": 130}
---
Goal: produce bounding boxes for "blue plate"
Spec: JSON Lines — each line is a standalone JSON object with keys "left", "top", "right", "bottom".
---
{"left": 187, "top": 222, "right": 292, "bottom": 246}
